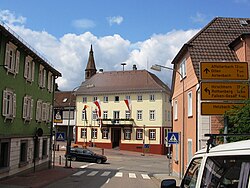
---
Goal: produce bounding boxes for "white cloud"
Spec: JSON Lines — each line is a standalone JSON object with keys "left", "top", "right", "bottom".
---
{"left": 191, "top": 12, "right": 206, "bottom": 24}
{"left": 2, "top": 10, "right": 199, "bottom": 90}
{"left": 107, "top": 16, "right": 124, "bottom": 26}
{"left": 72, "top": 19, "right": 95, "bottom": 29}
{"left": 0, "top": 9, "right": 26, "bottom": 25}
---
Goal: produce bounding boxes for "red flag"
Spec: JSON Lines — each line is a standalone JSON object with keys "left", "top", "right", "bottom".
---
{"left": 93, "top": 100, "right": 101, "bottom": 117}
{"left": 124, "top": 99, "right": 131, "bottom": 111}
{"left": 93, "top": 100, "right": 102, "bottom": 127}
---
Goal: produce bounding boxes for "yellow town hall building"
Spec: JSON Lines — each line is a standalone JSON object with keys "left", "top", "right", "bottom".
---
{"left": 74, "top": 46, "right": 172, "bottom": 154}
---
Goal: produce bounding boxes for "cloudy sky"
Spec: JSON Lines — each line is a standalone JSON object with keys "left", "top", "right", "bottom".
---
{"left": 1, "top": 0, "right": 250, "bottom": 90}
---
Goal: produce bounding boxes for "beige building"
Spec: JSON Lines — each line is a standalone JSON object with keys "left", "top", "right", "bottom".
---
{"left": 170, "top": 17, "right": 250, "bottom": 177}
{"left": 74, "top": 46, "right": 172, "bottom": 154}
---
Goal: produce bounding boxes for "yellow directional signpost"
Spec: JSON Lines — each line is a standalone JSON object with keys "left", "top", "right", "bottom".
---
{"left": 201, "top": 82, "right": 249, "bottom": 100}
{"left": 201, "top": 102, "right": 244, "bottom": 115}
{"left": 200, "top": 62, "right": 248, "bottom": 80}
{"left": 200, "top": 62, "right": 249, "bottom": 115}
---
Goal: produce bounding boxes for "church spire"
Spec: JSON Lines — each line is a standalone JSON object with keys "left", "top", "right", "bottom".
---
{"left": 85, "top": 44, "right": 97, "bottom": 80}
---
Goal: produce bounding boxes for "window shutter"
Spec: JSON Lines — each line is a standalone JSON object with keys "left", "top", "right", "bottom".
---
{"left": 49, "top": 105, "right": 53, "bottom": 122}
{"left": 24, "top": 58, "right": 28, "bottom": 79}
{"left": 39, "top": 65, "right": 42, "bottom": 87}
{"left": 51, "top": 75, "right": 54, "bottom": 92}
{"left": 36, "top": 100, "right": 40, "bottom": 121}
{"left": 30, "top": 99, "right": 33, "bottom": 120}
{"left": 32, "top": 61, "right": 35, "bottom": 82}
{"left": 4, "top": 43, "right": 10, "bottom": 67}
{"left": 42, "top": 103, "right": 46, "bottom": 121}
{"left": 2, "top": 90, "right": 8, "bottom": 116}
{"left": 43, "top": 69, "right": 46, "bottom": 88}
{"left": 13, "top": 93, "right": 16, "bottom": 118}
{"left": 23, "top": 97, "right": 27, "bottom": 119}
{"left": 15, "top": 50, "right": 20, "bottom": 74}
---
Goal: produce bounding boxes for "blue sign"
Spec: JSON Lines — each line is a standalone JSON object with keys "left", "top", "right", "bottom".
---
{"left": 167, "top": 132, "right": 179, "bottom": 144}
{"left": 56, "top": 132, "right": 65, "bottom": 141}
{"left": 144, "top": 144, "right": 150, "bottom": 148}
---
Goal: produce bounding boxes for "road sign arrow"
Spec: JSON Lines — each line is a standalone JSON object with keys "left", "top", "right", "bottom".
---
{"left": 204, "top": 87, "right": 210, "bottom": 95}
{"left": 204, "top": 68, "right": 210, "bottom": 74}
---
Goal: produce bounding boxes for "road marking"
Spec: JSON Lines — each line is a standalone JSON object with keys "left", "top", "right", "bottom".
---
{"left": 115, "top": 172, "right": 123, "bottom": 177}
{"left": 141, "top": 174, "right": 150, "bottom": 179}
{"left": 105, "top": 178, "right": 110, "bottom": 184}
{"left": 117, "top": 167, "right": 124, "bottom": 170}
{"left": 87, "top": 171, "right": 99, "bottom": 176}
{"left": 129, "top": 173, "right": 136, "bottom": 178}
{"left": 72, "top": 171, "right": 86, "bottom": 176}
{"left": 101, "top": 171, "right": 111, "bottom": 176}
{"left": 80, "top": 163, "right": 95, "bottom": 169}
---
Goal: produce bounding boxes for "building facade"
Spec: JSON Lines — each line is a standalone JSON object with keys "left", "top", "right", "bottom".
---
{"left": 53, "top": 91, "right": 76, "bottom": 143}
{"left": 0, "top": 22, "right": 61, "bottom": 179}
{"left": 74, "top": 47, "right": 172, "bottom": 155}
{"left": 170, "top": 17, "right": 250, "bottom": 177}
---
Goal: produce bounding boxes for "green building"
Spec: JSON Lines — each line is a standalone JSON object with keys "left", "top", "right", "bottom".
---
{"left": 0, "top": 22, "right": 61, "bottom": 179}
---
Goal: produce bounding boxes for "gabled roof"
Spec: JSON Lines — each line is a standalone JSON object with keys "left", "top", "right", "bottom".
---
{"left": 54, "top": 91, "right": 76, "bottom": 108}
{"left": 0, "top": 22, "right": 61, "bottom": 77}
{"left": 76, "top": 70, "right": 170, "bottom": 95}
{"left": 171, "top": 17, "right": 250, "bottom": 78}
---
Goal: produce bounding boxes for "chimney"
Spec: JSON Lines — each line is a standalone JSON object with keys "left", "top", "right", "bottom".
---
{"left": 133, "top": 64, "right": 137, "bottom": 70}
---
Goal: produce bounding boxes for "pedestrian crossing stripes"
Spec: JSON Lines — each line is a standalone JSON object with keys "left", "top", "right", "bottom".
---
{"left": 72, "top": 170, "right": 151, "bottom": 180}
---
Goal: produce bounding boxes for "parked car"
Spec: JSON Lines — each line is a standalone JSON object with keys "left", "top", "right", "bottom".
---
{"left": 161, "top": 139, "right": 250, "bottom": 188}
{"left": 66, "top": 147, "right": 107, "bottom": 164}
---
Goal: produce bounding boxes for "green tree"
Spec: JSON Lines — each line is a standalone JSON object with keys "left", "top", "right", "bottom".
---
{"left": 223, "top": 99, "right": 250, "bottom": 142}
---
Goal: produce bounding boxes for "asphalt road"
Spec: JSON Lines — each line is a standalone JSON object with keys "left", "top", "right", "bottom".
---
{"left": 47, "top": 147, "right": 171, "bottom": 188}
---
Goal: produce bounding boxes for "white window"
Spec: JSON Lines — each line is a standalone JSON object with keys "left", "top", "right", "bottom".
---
{"left": 174, "top": 100, "right": 178, "bottom": 120}
{"left": 102, "top": 129, "right": 108, "bottom": 139}
{"left": 45, "top": 103, "right": 52, "bottom": 122}
{"left": 149, "top": 94, "right": 155, "bottom": 101}
{"left": 137, "top": 95, "right": 142, "bottom": 102}
{"left": 92, "top": 110, "right": 97, "bottom": 120}
{"left": 91, "top": 128, "right": 97, "bottom": 139}
{"left": 125, "top": 110, "right": 130, "bottom": 119}
{"left": 124, "top": 129, "right": 131, "bottom": 140}
{"left": 2, "top": 89, "right": 16, "bottom": 120}
{"left": 47, "top": 72, "right": 54, "bottom": 92}
{"left": 114, "top": 96, "right": 119, "bottom": 102}
{"left": 113, "top": 111, "right": 120, "bottom": 124}
{"left": 149, "top": 110, "right": 155, "bottom": 120}
{"left": 39, "top": 65, "right": 46, "bottom": 88}
{"left": 188, "top": 91, "right": 193, "bottom": 117}
{"left": 149, "top": 129, "right": 156, "bottom": 140}
{"left": 187, "top": 139, "right": 193, "bottom": 164}
{"left": 81, "top": 128, "right": 87, "bottom": 139}
{"left": 180, "top": 59, "right": 186, "bottom": 79}
{"left": 137, "top": 110, "right": 142, "bottom": 120}
{"left": 23, "top": 95, "right": 33, "bottom": 121}
{"left": 125, "top": 95, "right": 130, "bottom": 100}
{"left": 24, "top": 56, "right": 35, "bottom": 82}
{"left": 175, "top": 144, "right": 179, "bottom": 162}
{"left": 103, "top": 96, "right": 108, "bottom": 103}
{"left": 82, "top": 97, "right": 87, "bottom": 103}
{"left": 36, "top": 100, "right": 43, "bottom": 122}
{"left": 136, "top": 129, "right": 143, "bottom": 140}
{"left": 4, "top": 42, "right": 20, "bottom": 75}
{"left": 103, "top": 111, "right": 108, "bottom": 119}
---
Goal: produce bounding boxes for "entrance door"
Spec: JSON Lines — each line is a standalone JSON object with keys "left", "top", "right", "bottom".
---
{"left": 111, "top": 128, "right": 121, "bottom": 148}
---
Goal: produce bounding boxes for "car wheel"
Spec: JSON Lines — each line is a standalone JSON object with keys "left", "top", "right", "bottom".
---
{"left": 96, "top": 158, "right": 102, "bottom": 164}
{"left": 71, "top": 156, "right": 77, "bottom": 161}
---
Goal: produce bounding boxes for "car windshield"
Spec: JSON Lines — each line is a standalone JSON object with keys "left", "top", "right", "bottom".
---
{"left": 201, "top": 155, "right": 250, "bottom": 188}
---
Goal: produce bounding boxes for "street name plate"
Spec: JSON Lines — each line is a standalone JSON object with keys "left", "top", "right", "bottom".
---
{"left": 201, "top": 102, "right": 244, "bottom": 115}
{"left": 201, "top": 82, "right": 249, "bottom": 100}
{"left": 200, "top": 62, "right": 248, "bottom": 80}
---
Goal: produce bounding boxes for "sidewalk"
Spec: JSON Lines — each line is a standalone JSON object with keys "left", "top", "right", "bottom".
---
{"left": 0, "top": 146, "right": 180, "bottom": 188}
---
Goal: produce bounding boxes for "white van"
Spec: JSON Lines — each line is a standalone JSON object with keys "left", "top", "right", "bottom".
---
{"left": 161, "top": 139, "right": 250, "bottom": 188}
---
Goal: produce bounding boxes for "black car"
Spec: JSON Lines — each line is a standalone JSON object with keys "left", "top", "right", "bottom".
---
{"left": 66, "top": 147, "right": 107, "bottom": 164}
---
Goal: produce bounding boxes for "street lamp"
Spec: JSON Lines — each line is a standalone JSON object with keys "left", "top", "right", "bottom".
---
{"left": 151, "top": 64, "right": 185, "bottom": 178}
{"left": 65, "top": 86, "right": 80, "bottom": 168}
